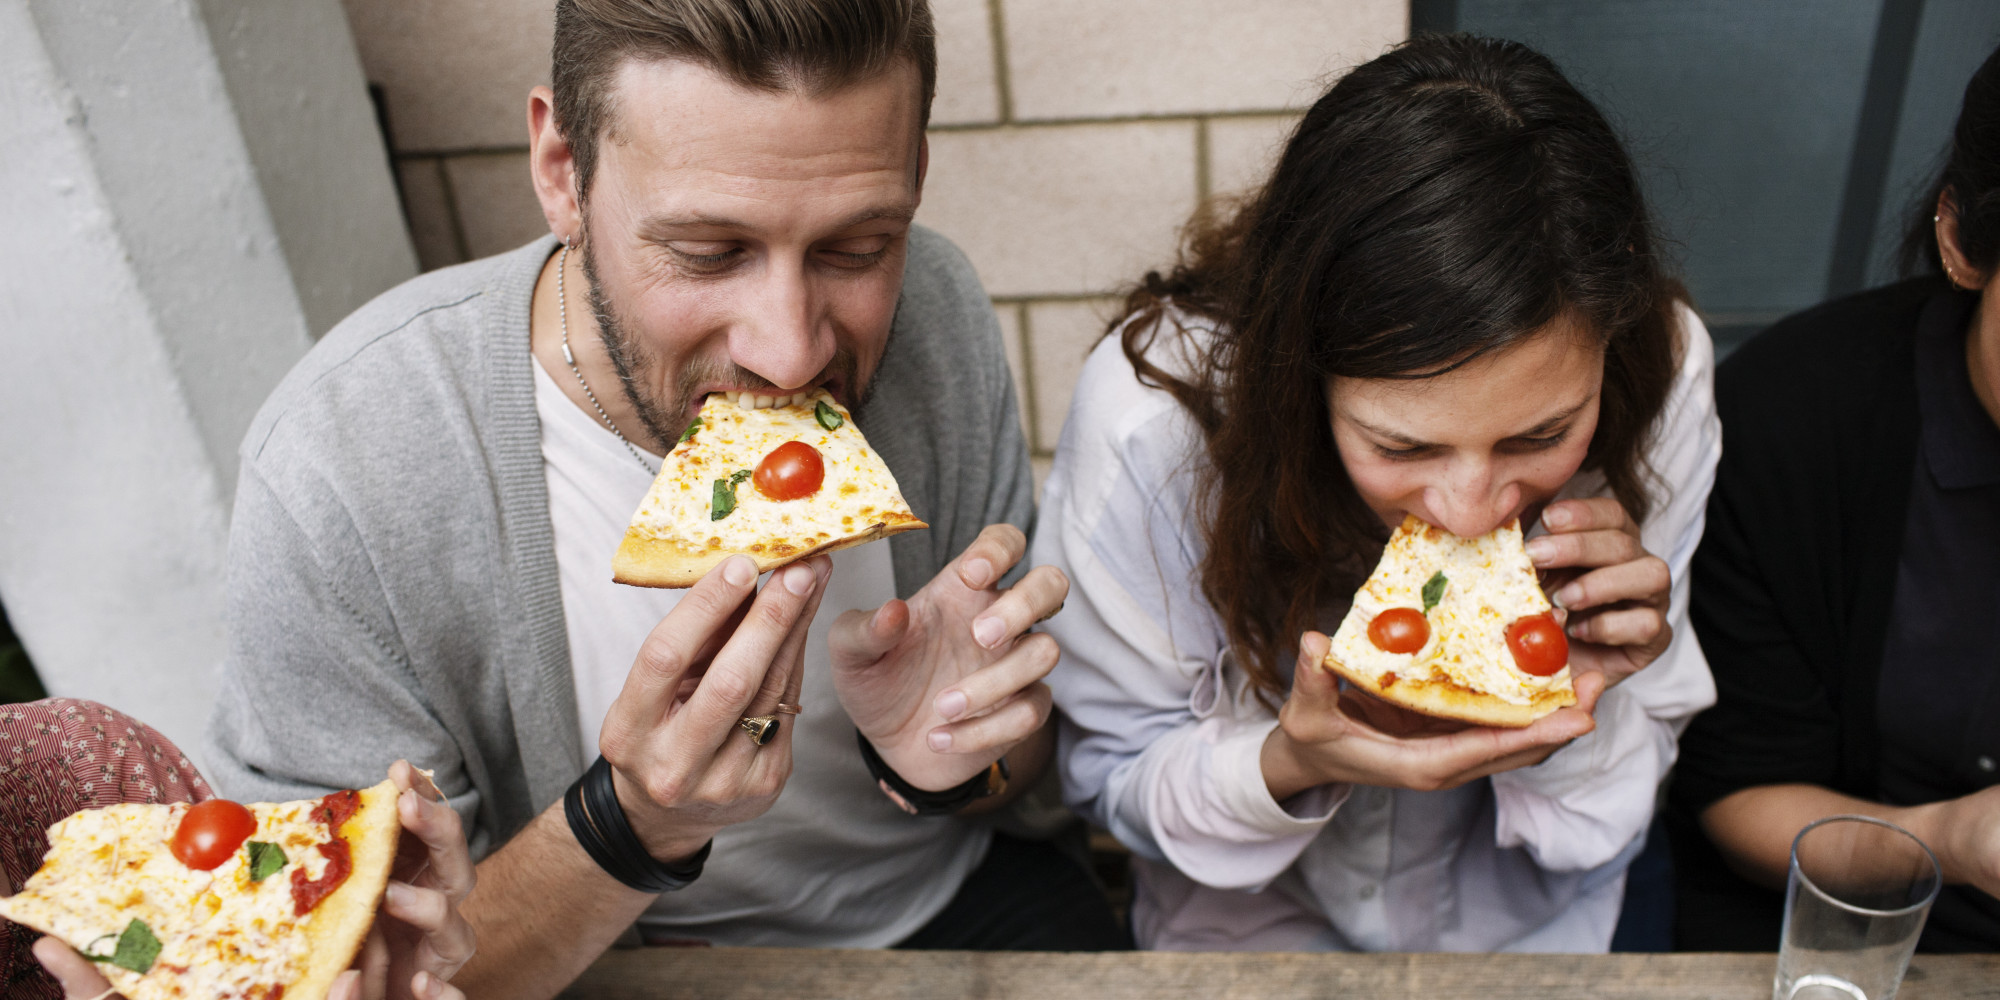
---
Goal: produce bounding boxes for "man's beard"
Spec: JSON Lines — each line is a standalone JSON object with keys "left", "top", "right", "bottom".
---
{"left": 576, "top": 237, "right": 870, "bottom": 452}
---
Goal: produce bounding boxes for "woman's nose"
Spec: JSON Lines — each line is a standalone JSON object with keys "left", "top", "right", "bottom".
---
{"left": 1423, "top": 466, "right": 1519, "bottom": 538}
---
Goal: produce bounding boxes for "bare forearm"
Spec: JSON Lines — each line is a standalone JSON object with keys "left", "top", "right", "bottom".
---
{"left": 455, "top": 803, "right": 657, "bottom": 1000}
{"left": 1700, "top": 784, "right": 1952, "bottom": 890}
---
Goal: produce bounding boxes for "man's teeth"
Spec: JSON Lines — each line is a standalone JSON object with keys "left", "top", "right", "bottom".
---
{"left": 720, "top": 390, "right": 813, "bottom": 410}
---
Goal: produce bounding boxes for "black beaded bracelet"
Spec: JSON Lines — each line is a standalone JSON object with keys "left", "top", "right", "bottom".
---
{"left": 855, "top": 730, "right": 1008, "bottom": 816}
{"left": 563, "top": 755, "right": 711, "bottom": 893}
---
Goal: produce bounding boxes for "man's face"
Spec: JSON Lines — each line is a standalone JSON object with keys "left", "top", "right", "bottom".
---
{"left": 575, "top": 58, "right": 924, "bottom": 446}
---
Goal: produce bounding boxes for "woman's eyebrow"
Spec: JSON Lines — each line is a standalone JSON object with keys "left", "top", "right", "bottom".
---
{"left": 1345, "top": 396, "right": 1593, "bottom": 446}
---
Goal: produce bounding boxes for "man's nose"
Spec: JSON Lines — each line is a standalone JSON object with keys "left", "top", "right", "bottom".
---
{"left": 1424, "top": 461, "right": 1519, "bottom": 538}
{"left": 729, "top": 260, "right": 834, "bottom": 390}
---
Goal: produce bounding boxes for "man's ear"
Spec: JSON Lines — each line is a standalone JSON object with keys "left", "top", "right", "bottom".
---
{"left": 528, "top": 85, "right": 583, "bottom": 243}
{"left": 1936, "top": 190, "right": 1990, "bottom": 290}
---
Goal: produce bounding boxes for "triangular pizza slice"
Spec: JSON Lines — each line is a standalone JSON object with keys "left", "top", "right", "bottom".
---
{"left": 0, "top": 780, "right": 400, "bottom": 1000}
{"left": 613, "top": 389, "right": 927, "bottom": 588}
{"left": 1324, "top": 514, "right": 1575, "bottom": 727}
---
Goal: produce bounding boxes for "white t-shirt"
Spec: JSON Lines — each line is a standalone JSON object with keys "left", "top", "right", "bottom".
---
{"left": 533, "top": 359, "right": 987, "bottom": 946}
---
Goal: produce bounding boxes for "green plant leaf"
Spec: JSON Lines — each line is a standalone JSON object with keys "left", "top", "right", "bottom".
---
{"left": 814, "top": 400, "right": 844, "bottom": 432}
{"left": 678, "top": 418, "right": 703, "bottom": 444}
{"left": 246, "top": 841, "right": 287, "bottom": 882}
{"left": 84, "top": 919, "right": 160, "bottom": 974}
{"left": 1422, "top": 571, "right": 1449, "bottom": 613}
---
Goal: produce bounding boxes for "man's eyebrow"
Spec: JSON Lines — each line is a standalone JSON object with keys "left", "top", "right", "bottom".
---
{"left": 636, "top": 206, "right": 916, "bottom": 242}
{"left": 1347, "top": 397, "right": 1593, "bottom": 447}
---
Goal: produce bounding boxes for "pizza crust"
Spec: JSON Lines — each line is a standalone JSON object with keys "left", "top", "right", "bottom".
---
{"left": 613, "top": 513, "right": 927, "bottom": 588}
{"left": 289, "top": 779, "right": 401, "bottom": 1000}
{"left": 1324, "top": 653, "right": 1577, "bottom": 728}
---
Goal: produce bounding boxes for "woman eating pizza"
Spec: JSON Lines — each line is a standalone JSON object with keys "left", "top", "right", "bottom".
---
{"left": 1035, "top": 33, "right": 1719, "bottom": 951}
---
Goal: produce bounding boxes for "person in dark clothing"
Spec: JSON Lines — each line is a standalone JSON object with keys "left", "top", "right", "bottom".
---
{"left": 1669, "top": 42, "right": 2000, "bottom": 952}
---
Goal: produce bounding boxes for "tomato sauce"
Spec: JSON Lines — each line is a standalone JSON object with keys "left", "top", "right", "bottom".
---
{"left": 291, "top": 789, "right": 359, "bottom": 916}
{"left": 289, "top": 839, "right": 352, "bottom": 917}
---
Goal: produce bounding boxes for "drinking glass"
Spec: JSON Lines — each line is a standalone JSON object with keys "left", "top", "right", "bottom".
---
{"left": 1773, "top": 815, "right": 1941, "bottom": 1000}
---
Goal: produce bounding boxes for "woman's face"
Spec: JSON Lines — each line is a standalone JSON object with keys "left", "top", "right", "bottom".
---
{"left": 1327, "top": 313, "right": 1604, "bottom": 538}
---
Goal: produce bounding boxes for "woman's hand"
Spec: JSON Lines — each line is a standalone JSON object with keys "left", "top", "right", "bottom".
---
{"left": 34, "top": 760, "right": 474, "bottom": 1000}
{"left": 331, "top": 760, "right": 476, "bottom": 1000}
{"left": 1261, "top": 632, "right": 1601, "bottom": 801}
{"left": 1525, "top": 497, "right": 1673, "bottom": 690}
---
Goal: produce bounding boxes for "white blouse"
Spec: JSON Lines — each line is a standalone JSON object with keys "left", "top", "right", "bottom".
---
{"left": 1036, "top": 308, "right": 1721, "bottom": 952}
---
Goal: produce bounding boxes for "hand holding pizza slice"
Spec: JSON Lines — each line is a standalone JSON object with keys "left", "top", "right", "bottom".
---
{"left": 8, "top": 762, "right": 472, "bottom": 1000}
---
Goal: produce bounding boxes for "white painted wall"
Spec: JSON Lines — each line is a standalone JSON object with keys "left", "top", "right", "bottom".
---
{"left": 0, "top": 0, "right": 416, "bottom": 765}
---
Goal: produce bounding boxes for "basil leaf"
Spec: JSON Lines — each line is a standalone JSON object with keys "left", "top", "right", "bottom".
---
{"left": 1421, "top": 571, "right": 1449, "bottom": 613}
{"left": 814, "top": 400, "right": 844, "bottom": 432}
{"left": 678, "top": 418, "right": 703, "bottom": 444}
{"left": 711, "top": 478, "right": 737, "bottom": 520}
{"left": 84, "top": 919, "right": 160, "bottom": 974}
{"left": 246, "top": 841, "right": 287, "bottom": 882}
{"left": 711, "top": 469, "right": 755, "bottom": 521}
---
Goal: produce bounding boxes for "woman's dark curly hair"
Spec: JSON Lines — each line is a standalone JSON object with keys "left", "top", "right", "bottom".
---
{"left": 1115, "top": 34, "right": 1682, "bottom": 704}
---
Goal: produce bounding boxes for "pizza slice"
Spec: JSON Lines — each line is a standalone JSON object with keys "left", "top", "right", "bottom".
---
{"left": 613, "top": 388, "right": 927, "bottom": 588}
{"left": 1323, "top": 514, "right": 1575, "bottom": 728}
{"left": 0, "top": 780, "right": 400, "bottom": 1000}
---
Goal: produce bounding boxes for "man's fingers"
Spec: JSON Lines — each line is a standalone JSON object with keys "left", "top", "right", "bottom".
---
{"left": 32, "top": 936, "right": 115, "bottom": 1000}
{"left": 749, "top": 557, "right": 830, "bottom": 714}
{"left": 1540, "top": 496, "right": 1636, "bottom": 535}
{"left": 934, "top": 633, "right": 1060, "bottom": 721}
{"left": 829, "top": 597, "right": 911, "bottom": 665}
{"left": 950, "top": 523, "right": 1028, "bottom": 591}
{"left": 928, "top": 684, "right": 1051, "bottom": 755}
{"left": 612, "top": 556, "right": 759, "bottom": 723}
{"left": 967, "top": 565, "right": 1068, "bottom": 651}
{"left": 676, "top": 562, "right": 819, "bottom": 753}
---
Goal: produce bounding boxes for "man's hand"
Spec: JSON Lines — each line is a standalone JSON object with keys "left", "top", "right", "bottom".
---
{"left": 1525, "top": 497, "right": 1674, "bottom": 690}
{"left": 829, "top": 524, "right": 1065, "bottom": 791}
{"left": 598, "top": 555, "right": 830, "bottom": 861}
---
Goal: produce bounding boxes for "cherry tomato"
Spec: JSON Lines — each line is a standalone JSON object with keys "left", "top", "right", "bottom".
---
{"left": 1506, "top": 613, "right": 1570, "bottom": 676}
{"left": 1367, "top": 607, "right": 1430, "bottom": 654}
{"left": 171, "top": 799, "right": 258, "bottom": 871}
{"left": 753, "top": 440, "right": 825, "bottom": 501}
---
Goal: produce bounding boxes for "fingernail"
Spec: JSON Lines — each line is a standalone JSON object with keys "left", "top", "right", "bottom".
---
{"left": 386, "top": 881, "right": 413, "bottom": 908}
{"left": 1543, "top": 505, "right": 1570, "bottom": 528}
{"left": 783, "top": 564, "right": 813, "bottom": 595}
{"left": 723, "top": 556, "right": 755, "bottom": 587}
{"left": 935, "top": 690, "right": 968, "bottom": 720}
{"left": 928, "top": 729, "right": 952, "bottom": 751}
{"left": 415, "top": 971, "right": 440, "bottom": 999}
{"left": 1524, "top": 538, "right": 1555, "bottom": 565}
{"left": 972, "top": 616, "right": 1006, "bottom": 648}
{"left": 967, "top": 559, "right": 994, "bottom": 587}
{"left": 1554, "top": 584, "right": 1582, "bottom": 608}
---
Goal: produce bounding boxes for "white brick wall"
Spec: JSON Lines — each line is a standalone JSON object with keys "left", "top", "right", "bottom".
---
{"left": 342, "top": 0, "right": 1406, "bottom": 471}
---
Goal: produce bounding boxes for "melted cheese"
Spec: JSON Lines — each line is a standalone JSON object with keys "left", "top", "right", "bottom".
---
{"left": 0, "top": 800, "right": 332, "bottom": 999}
{"left": 625, "top": 390, "right": 916, "bottom": 556}
{"left": 1328, "top": 517, "right": 1570, "bottom": 705}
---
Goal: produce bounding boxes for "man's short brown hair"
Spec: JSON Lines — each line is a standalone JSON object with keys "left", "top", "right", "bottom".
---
{"left": 552, "top": 0, "right": 937, "bottom": 203}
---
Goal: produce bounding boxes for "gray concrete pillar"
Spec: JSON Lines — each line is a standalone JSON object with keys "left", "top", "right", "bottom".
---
{"left": 0, "top": 0, "right": 416, "bottom": 765}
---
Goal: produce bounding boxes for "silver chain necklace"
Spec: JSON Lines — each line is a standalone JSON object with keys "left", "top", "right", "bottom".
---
{"left": 558, "top": 242, "right": 658, "bottom": 474}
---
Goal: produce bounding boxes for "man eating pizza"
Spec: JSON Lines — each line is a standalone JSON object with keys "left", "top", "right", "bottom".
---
{"left": 204, "top": 1, "right": 1123, "bottom": 996}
